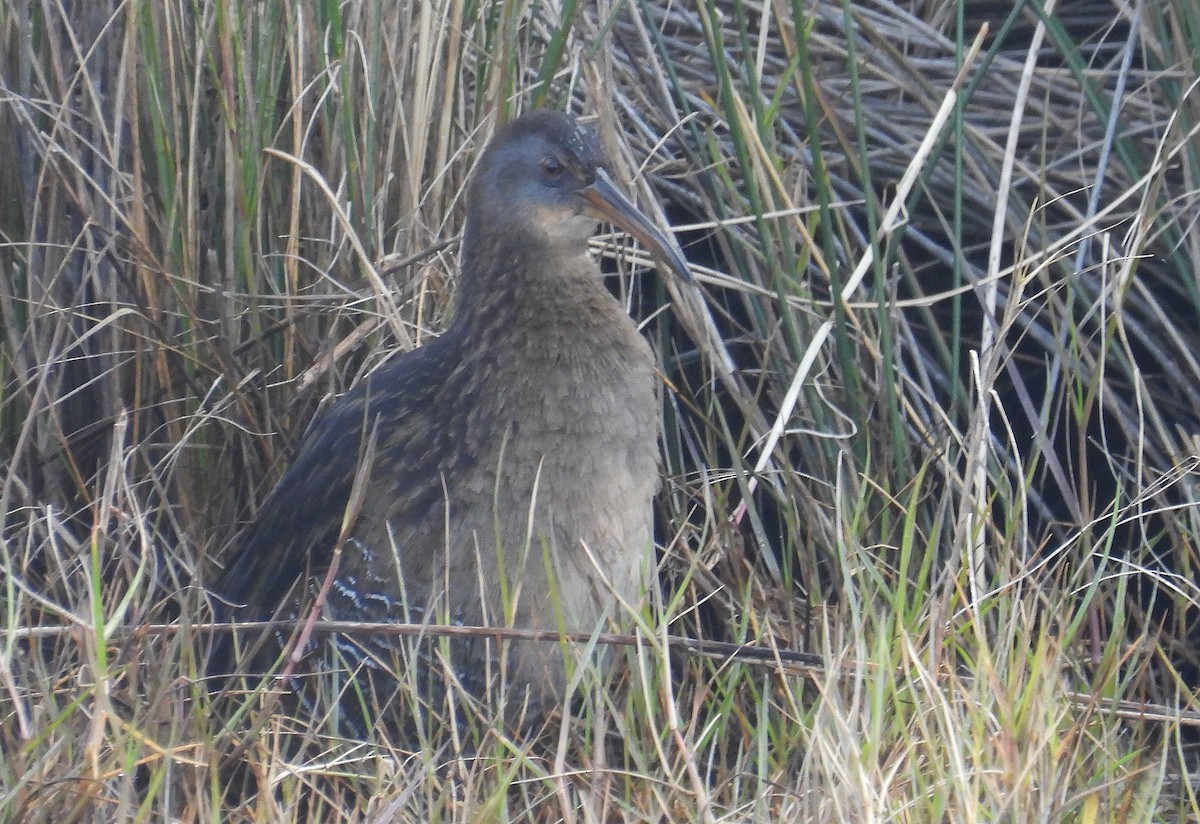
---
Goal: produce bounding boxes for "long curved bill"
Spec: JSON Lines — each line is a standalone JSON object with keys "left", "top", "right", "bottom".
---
{"left": 579, "top": 168, "right": 693, "bottom": 284}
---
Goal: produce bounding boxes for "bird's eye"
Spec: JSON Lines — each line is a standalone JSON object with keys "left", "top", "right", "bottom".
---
{"left": 541, "top": 157, "right": 562, "bottom": 177}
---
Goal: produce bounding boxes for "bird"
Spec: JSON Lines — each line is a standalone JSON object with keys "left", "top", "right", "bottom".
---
{"left": 207, "top": 109, "right": 691, "bottom": 739}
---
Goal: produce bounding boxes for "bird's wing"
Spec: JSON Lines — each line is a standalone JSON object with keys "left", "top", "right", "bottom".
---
{"left": 205, "top": 384, "right": 372, "bottom": 673}
{"left": 214, "top": 391, "right": 371, "bottom": 615}
{"left": 207, "top": 336, "right": 461, "bottom": 674}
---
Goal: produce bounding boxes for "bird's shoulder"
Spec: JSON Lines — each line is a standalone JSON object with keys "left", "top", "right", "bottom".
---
{"left": 273, "top": 333, "right": 460, "bottom": 500}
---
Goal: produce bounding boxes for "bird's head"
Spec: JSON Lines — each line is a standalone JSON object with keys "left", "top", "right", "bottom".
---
{"left": 464, "top": 110, "right": 691, "bottom": 283}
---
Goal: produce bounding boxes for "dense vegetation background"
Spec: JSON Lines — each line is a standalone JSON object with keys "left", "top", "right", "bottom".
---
{"left": 2, "top": 0, "right": 1199, "bottom": 820}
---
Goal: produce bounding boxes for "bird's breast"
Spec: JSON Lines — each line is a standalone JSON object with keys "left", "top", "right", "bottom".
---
{"left": 329, "top": 294, "right": 661, "bottom": 635}
{"left": 449, "top": 315, "right": 660, "bottom": 600}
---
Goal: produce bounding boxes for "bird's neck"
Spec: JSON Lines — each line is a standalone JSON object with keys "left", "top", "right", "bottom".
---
{"left": 453, "top": 228, "right": 631, "bottom": 351}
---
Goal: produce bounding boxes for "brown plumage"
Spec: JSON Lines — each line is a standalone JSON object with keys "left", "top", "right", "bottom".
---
{"left": 208, "top": 110, "right": 690, "bottom": 736}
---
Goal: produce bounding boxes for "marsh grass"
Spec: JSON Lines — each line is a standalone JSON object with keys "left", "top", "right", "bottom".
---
{"left": 2, "top": 0, "right": 1199, "bottom": 820}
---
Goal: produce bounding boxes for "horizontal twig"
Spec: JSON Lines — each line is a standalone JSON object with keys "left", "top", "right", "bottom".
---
{"left": 11, "top": 618, "right": 1200, "bottom": 728}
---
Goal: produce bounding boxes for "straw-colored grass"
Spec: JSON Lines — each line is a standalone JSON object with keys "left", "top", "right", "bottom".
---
{"left": 2, "top": 1, "right": 1198, "bottom": 821}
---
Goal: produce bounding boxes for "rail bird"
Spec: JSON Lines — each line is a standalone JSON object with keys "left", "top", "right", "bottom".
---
{"left": 208, "top": 110, "right": 690, "bottom": 738}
